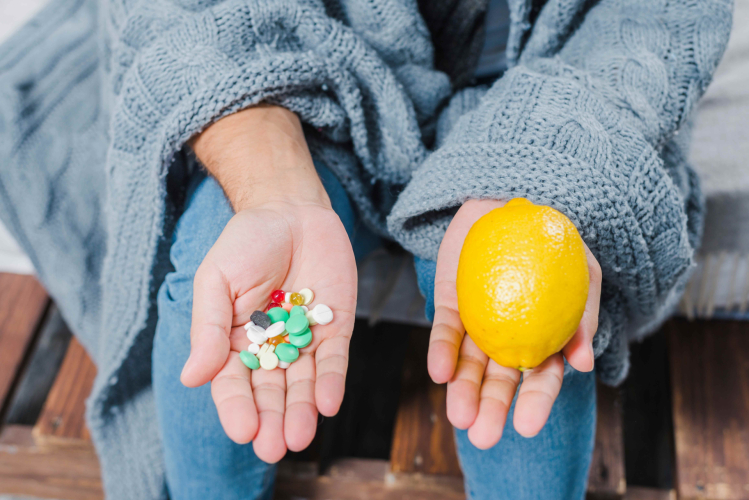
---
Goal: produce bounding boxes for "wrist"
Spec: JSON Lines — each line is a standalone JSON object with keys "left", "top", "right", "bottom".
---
{"left": 191, "top": 105, "right": 330, "bottom": 212}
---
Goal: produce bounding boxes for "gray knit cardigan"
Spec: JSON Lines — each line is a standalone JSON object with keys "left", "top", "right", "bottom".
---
{"left": 0, "top": 0, "right": 731, "bottom": 497}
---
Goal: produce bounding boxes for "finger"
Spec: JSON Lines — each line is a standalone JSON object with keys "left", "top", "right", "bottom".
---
{"left": 251, "top": 366, "right": 288, "bottom": 463}
{"left": 563, "top": 243, "right": 602, "bottom": 372}
{"left": 513, "top": 354, "right": 565, "bottom": 438}
{"left": 428, "top": 302, "right": 465, "bottom": 384}
{"left": 466, "top": 361, "right": 520, "bottom": 450}
{"left": 446, "top": 335, "right": 489, "bottom": 430}
{"left": 314, "top": 330, "right": 351, "bottom": 417}
{"left": 182, "top": 260, "right": 233, "bottom": 387}
{"left": 211, "top": 352, "right": 258, "bottom": 444}
{"left": 429, "top": 199, "right": 506, "bottom": 384}
{"left": 284, "top": 353, "right": 318, "bottom": 452}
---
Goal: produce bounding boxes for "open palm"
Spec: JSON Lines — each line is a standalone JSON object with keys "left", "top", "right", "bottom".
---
{"left": 429, "top": 199, "right": 602, "bottom": 449}
{"left": 180, "top": 201, "right": 357, "bottom": 463}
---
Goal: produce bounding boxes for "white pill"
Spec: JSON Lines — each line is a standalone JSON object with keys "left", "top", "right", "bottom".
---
{"left": 243, "top": 321, "right": 255, "bottom": 331}
{"left": 311, "top": 304, "right": 334, "bottom": 325}
{"left": 302, "top": 305, "right": 309, "bottom": 312}
{"left": 258, "top": 343, "right": 270, "bottom": 357}
{"left": 265, "top": 322, "right": 286, "bottom": 338}
{"left": 305, "top": 310, "right": 318, "bottom": 326}
{"left": 247, "top": 343, "right": 260, "bottom": 354}
{"left": 260, "top": 352, "right": 279, "bottom": 370}
{"left": 246, "top": 325, "right": 268, "bottom": 344}
{"left": 284, "top": 292, "right": 292, "bottom": 303}
{"left": 298, "top": 288, "right": 315, "bottom": 305}
{"left": 278, "top": 361, "right": 290, "bottom": 369}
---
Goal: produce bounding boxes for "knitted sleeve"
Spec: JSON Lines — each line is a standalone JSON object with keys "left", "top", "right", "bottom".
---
{"left": 103, "top": 0, "right": 450, "bottom": 220}
{"left": 388, "top": 0, "right": 732, "bottom": 384}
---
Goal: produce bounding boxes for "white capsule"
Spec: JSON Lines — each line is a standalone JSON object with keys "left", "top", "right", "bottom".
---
{"left": 278, "top": 361, "right": 290, "bottom": 369}
{"left": 265, "top": 322, "right": 286, "bottom": 338}
{"left": 284, "top": 292, "right": 292, "bottom": 303}
{"left": 260, "top": 352, "right": 279, "bottom": 370}
{"left": 246, "top": 325, "right": 268, "bottom": 344}
{"left": 247, "top": 343, "right": 260, "bottom": 355}
{"left": 311, "top": 304, "right": 334, "bottom": 325}
{"left": 298, "top": 288, "right": 315, "bottom": 305}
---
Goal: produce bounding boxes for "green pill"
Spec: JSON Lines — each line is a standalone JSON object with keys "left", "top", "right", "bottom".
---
{"left": 285, "top": 314, "right": 309, "bottom": 335}
{"left": 289, "top": 329, "right": 312, "bottom": 348}
{"left": 239, "top": 351, "right": 260, "bottom": 370}
{"left": 275, "top": 343, "right": 299, "bottom": 363}
{"left": 289, "top": 305, "right": 306, "bottom": 317}
{"left": 267, "top": 307, "right": 289, "bottom": 324}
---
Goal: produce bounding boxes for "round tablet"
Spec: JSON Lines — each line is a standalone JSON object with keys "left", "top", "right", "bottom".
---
{"left": 246, "top": 325, "right": 267, "bottom": 344}
{"left": 278, "top": 361, "right": 290, "bottom": 369}
{"left": 311, "top": 304, "right": 334, "bottom": 325}
{"left": 239, "top": 351, "right": 260, "bottom": 370}
{"left": 275, "top": 343, "right": 300, "bottom": 363}
{"left": 289, "top": 329, "right": 312, "bottom": 348}
{"left": 285, "top": 314, "right": 309, "bottom": 335}
{"left": 289, "top": 305, "right": 306, "bottom": 317}
{"left": 299, "top": 288, "right": 315, "bottom": 305}
{"left": 248, "top": 343, "right": 260, "bottom": 354}
{"left": 267, "top": 307, "right": 289, "bottom": 324}
{"left": 265, "top": 322, "right": 286, "bottom": 338}
{"left": 260, "top": 352, "right": 279, "bottom": 370}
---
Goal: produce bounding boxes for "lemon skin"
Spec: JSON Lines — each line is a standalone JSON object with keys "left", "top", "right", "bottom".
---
{"left": 456, "top": 198, "right": 589, "bottom": 370}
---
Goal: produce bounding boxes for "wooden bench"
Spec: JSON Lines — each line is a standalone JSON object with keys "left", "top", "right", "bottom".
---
{"left": 1, "top": 272, "right": 748, "bottom": 499}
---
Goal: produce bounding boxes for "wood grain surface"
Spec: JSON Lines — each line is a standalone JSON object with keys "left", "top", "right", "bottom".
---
{"left": 276, "top": 458, "right": 465, "bottom": 500}
{"left": 33, "top": 337, "right": 97, "bottom": 448}
{"left": 0, "top": 273, "right": 49, "bottom": 414}
{"left": 389, "top": 329, "right": 462, "bottom": 476}
{"left": 0, "top": 425, "right": 102, "bottom": 500}
{"left": 669, "top": 319, "right": 749, "bottom": 499}
{"left": 588, "top": 381, "right": 627, "bottom": 498}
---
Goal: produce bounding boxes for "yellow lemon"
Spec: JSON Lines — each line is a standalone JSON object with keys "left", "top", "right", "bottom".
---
{"left": 456, "top": 198, "right": 589, "bottom": 370}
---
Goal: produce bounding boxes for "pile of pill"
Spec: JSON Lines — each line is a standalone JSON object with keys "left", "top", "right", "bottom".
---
{"left": 239, "top": 288, "right": 334, "bottom": 371}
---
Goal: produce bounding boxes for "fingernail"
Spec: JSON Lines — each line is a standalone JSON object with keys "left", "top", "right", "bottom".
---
{"left": 588, "top": 344, "right": 595, "bottom": 370}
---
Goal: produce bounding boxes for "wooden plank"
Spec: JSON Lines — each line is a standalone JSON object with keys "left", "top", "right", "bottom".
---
{"left": 588, "top": 381, "right": 627, "bottom": 498}
{"left": 33, "top": 337, "right": 97, "bottom": 448}
{"left": 5, "top": 305, "right": 73, "bottom": 425}
{"left": 624, "top": 487, "right": 676, "bottom": 500}
{"left": 276, "top": 458, "right": 465, "bottom": 500}
{"left": 0, "top": 273, "right": 49, "bottom": 413}
{"left": 389, "top": 329, "right": 462, "bottom": 476}
{"left": 668, "top": 319, "right": 749, "bottom": 499}
{"left": 0, "top": 424, "right": 102, "bottom": 500}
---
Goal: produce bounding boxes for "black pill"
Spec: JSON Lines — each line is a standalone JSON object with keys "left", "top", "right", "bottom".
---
{"left": 250, "top": 310, "right": 271, "bottom": 329}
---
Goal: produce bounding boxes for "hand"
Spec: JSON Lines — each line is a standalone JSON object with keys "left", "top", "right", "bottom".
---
{"left": 179, "top": 106, "right": 357, "bottom": 463}
{"left": 429, "top": 199, "right": 602, "bottom": 449}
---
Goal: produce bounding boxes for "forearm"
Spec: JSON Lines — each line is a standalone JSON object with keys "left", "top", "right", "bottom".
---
{"left": 191, "top": 105, "right": 330, "bottom": 212}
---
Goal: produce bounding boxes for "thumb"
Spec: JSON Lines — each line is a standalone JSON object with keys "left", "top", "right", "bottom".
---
{"left": 181, "top": 260, "right": 234, "bottom": 387}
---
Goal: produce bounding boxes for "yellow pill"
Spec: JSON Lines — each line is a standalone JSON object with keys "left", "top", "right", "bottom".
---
{"left": 290, "top": 293, "right": 305, "bottom": 306}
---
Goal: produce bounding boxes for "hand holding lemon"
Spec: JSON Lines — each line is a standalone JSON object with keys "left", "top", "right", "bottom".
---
{"left": 429, "top": 199, "right": 601, "bottom": 450}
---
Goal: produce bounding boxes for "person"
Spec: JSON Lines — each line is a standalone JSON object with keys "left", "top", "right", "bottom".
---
{"left": 0, "top": 0, "right": 731, "bottom": 499}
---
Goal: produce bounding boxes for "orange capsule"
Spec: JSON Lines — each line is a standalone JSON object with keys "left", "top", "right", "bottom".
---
{"left": 268, "top": 336, "right": 284, "bottom": 346}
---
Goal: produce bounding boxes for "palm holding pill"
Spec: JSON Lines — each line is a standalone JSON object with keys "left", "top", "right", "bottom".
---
{"left": 180, "top": 106, "right": 357, "bottom": 463}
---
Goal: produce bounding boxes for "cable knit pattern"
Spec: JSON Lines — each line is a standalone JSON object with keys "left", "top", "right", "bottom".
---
{"left": 389, "top": 0, "right": 732, "bottom": 385}
{"left": 0, "top": 0, "right": 730, "bottom": 497}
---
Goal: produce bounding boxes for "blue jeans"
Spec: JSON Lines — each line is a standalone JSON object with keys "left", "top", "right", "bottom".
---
{"left": 153, "top": 166, "right": 597, "bottom": 500}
